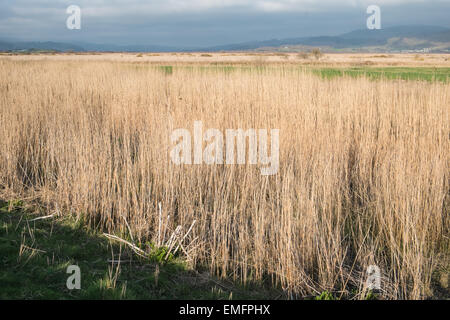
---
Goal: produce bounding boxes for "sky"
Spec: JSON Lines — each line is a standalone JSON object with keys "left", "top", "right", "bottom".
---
{"left": 0, "top": 0, "right": 449, "bottom": 47}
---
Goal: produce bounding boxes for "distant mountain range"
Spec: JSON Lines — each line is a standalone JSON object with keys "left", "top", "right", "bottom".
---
{"left": 203, "top": 26, "right": 450, "bottom": 52}
{"left": 0, "top": 40, "right": 178, "bottom": 53}
{"left": 0, "top": 40, "right": 85, "bottom": 52}
{"left": 1, "top": 25, "right": 449, "bottom": 53}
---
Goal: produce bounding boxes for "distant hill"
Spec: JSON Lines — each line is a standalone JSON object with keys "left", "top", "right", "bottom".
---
{"left": 75, "top": 42, "right": 181, "bottom": 52}
{"left": 0, "top": 40, "right": 181, "bottom": 53}
{"left": 203, "top": 25, "right": 450, "bottom": 52}
{"left": 1, "top": 25, "right": 449, "bottom": 53}
{"left": 0, "top": 40, "right": 84, "bottom": 52}
{"left": 340, "top": 25, "right": 449, "bottom": 41}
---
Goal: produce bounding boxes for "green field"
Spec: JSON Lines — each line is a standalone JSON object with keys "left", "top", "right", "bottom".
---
{"left": 140, "top": 65, "right": 450, "bottom": 83}
{"left": 312, "top": 67, "right": 450, "bottom": 82}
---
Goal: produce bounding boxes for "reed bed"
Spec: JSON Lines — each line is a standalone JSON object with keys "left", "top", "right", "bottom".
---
{"left": 0, "top": 59, "right": 448, "bottom": 299}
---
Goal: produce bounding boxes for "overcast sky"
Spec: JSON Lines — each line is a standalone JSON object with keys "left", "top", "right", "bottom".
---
{"left": 1, "top": 0, "right": 449, "bottom": 47}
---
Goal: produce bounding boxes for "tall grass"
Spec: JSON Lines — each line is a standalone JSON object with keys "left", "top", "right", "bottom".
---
{"left": 0, "top": 60, "right": 448, "bottom": 299}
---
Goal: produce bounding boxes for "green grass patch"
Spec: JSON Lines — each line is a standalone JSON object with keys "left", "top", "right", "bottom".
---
{"left": 314, "top": 291, "right": 335, "bottom": 300}
{"left": 128, "top": 64, "right": 450, "bottom": 82}
{"left": 312, "top": 67, "right": 450, "bottom": 83}
{"left": 159, "top": 65, "right": 173, "bottom": 75}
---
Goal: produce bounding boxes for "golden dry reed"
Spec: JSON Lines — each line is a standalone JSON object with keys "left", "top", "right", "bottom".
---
{"left": 0, "top": 59, "right": 448, "bottom": 299}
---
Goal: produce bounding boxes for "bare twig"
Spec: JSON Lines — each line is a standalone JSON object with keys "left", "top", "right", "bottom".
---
{"left": 158, "top": 202, "right": 162, "bottom": 247}
{"left": 121, "top": 215, "right": 134, "bottom": 243}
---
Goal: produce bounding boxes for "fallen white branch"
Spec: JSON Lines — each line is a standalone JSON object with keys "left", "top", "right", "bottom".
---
{"left": 103, "top": 233, "right": 147, "bottom": 259}
{"left": 28, "top": 214, "right": 56, "bottom": 222}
